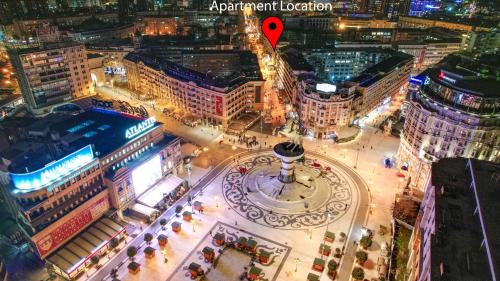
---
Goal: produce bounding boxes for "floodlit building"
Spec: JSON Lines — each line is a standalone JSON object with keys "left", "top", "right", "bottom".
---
{"left": 124, "top": 51, "right": 265, "bottom": 129}
{"left": 406, "top": 158, "right": 500, "bottom": 281}
{"left": 397, "top": 55, "right": 500, "bottom": 191}
{"left": 0, "top": 108, "right": 182, "bottom": 279}
{"left": 276, "top": 46, "right": 413, "bottom": 138}
{"left": 8, "top": 42, "right": 94, "bottom": 115}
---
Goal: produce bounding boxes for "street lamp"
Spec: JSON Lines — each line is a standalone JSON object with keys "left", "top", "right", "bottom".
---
{"left": 232, "top": 145, "right": 237, "bottom": 161}
{"left": 294, "top": 258, "right": 301, "bottom": 272}
{"left": 354, "top": 147, "right": 360, "bottom": 169}
{"left": 326, "top": 213, "right": 332, "bottom": 233}
{"left": 162, "top": 249, "right": 168, "bottom": 263}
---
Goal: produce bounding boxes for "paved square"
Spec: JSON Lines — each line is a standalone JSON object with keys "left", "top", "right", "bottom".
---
{"left": 166, "top": 221, "right": 291, "bottom": 281}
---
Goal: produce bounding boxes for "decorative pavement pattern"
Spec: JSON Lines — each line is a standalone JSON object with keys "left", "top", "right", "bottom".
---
{"left": 166, "top": 221, "right": 292, "bottom": 281}
{"left": 222, "top": 154, "right": 354, "bottom": 230}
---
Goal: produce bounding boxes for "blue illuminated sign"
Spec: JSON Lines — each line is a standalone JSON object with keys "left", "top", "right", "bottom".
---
{"left": 410, "top": 77, "right": 423, "bottom": 85}
{"left": 10, "top": 145, "right": 95, "bottom": 192}
{"left": 125, "top": 117, "right": 156, "bottom": 139}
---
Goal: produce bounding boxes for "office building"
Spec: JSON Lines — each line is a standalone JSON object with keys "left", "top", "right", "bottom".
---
{"left": 460, "top": 30, "right": 500, "bottom": 55}
{"left": 406, "top": 158, "right": 500, "bottom": 281}
{"left": 9, "top": 42, "right": 93, "bottom": 115}
{"left": 276, "top": 46, "right": 413, "bottom": 138}
{"left": 397, "top": 55, "right": 500, "bottom": 191}
{"left": 0, "top": 108, "right": 182, "bottom": 279}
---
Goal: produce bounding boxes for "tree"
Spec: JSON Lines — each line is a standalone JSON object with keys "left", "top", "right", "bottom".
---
{"left": 90, "top": 255, "right": 100, "bottom": 266}
{"left": 109, "top": 237, "right": 119, "bottom": 250}
{"left": 144, "top": 233, "right": 154, "bottom": 245}
{"left": 327, "top": 259, "right": 338, "bottom": 271}
{"left": 352, "top": 267, "right": 365, "bottom": 280}
{"left": 339, "top": 232, "right": 347, "bottom": 242}
{"left": 127, "top": 246, "right": 138, "bottom": 261}
{"left": 334, "top": 247, "right": 342, "bottom": 258}
{"left": 355, "top": 250, "right": 368, "bottom": 265}
{"left": 160, "top": 218, "right": 167, "bottom": 230}
{"left": 360, "top": 236, "right": 373, "bottom": 249}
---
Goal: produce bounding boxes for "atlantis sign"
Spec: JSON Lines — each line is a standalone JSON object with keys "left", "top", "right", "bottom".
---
{"left": 125, "top": 117, "right": 156, "bottom": 139}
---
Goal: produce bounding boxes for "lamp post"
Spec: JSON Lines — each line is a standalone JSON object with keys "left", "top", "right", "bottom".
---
{"left": 232, "top": 145, "right": 237, "bottom": 161}
{"left": 326, "top": 213, "right": 332, "bottom": 233}
{"left": 162, "top": 249, "right": 168, "bottom": 263}
{"left": 354, "top": 146, "right": 360, "bottom": 169}
{"left": 294, "top": 258, "right": 301, "bottom": 272}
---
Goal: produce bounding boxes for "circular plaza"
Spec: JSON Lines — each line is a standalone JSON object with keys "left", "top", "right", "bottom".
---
{"left": 221, "top": 144, "right": 365, "bottom": 230}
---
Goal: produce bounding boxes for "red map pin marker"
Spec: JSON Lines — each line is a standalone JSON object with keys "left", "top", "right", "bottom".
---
{"left": 261, "top": 16, "right": 283, "bottom": 50}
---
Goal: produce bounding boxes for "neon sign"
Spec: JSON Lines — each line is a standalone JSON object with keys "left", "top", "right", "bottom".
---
{"left": 10, "top": 145, "right": 95, "bottom": 192}
{"left": 439, "top": 71, "right": 456, "bottom": 83}
{"left": 125, "top": 117, "right": 156, "bottom": 139}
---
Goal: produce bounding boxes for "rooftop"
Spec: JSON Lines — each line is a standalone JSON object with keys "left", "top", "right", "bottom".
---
{"left": 14, "top": 41, "right": 84, "bottom": 55}
{"left": 353, "top": 53, "right": 414, "bottom": 87}
{"left": 423, "top": 54, "right": 500, "bottom": 98}
{"left": 5, "top": 108, "right": 172, "bottom": 174}
{"left": 278, "top": 47, "right": 314, "bottom": 72}
{"left": 429, "top": 158, "right": 500, "bottom": 281}
{"left": 124, "top": 52, "right": 263, "bottom": 92}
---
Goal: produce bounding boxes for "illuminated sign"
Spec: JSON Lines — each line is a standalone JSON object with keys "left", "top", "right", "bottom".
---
{"left": 125, "top": 117, "right": 156, "bottom": 139}
{"left": 439, "top": 71, "right": 456, "bottom": 83}
{"left": 410, "top": 77, "right": 423, "bottom": 85}
{"left": 132, "top": 155, "right": 162, "bottom": 196}
{"left": 215, "top": 96, "right": 223, "bottom": 116}
{"left": 33, "top": 194, "right": 110, "bottom": 259}
{"left": 10, "top": 145, "right": 95, "bottom": 192}
{"left": 316, "top": 83, "right": 337, "bottom": 93}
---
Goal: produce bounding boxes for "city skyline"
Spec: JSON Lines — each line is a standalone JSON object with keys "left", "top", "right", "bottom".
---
{"left": 0, "top": 1, "right": 498, "bottom": 281}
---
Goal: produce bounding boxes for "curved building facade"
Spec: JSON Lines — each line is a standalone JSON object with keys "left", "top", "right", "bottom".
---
{"left": 296, "top": 80, "right": 356, "bottom": 139}
{"left": 398, "top": 57, "right": 500, "bottom": 191}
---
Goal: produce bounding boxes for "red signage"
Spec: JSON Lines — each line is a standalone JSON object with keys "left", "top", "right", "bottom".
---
{"left": 215, "top": 96, "right": 223, "bottom": 117}
{"left": 35, "top": 195, "right": 110, "bottom": 258}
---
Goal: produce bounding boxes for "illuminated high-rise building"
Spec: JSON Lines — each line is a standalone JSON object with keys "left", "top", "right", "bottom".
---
{"left": 397, "top": 55, "right": 500, "bottom": 191}
{"left": 408, "top": 0, "right": 440, "bottom": 16}
{"left": 9, "top": 42, "right": 94, "bottom": 116}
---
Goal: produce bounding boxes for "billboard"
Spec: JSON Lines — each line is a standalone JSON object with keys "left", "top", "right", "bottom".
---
{"left": 10, "top": 145, "right": 95, "bottom": 193}
{"left": 215, "top": 96, "right": 223, "bottom": 116}
{"left": 34, "top": 194, "right": 110, "bottom": 258}
{"left": 132, "top": 155, "right": 162, "bottom": 196}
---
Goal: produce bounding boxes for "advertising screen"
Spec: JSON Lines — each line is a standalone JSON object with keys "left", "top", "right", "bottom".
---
{"left": 132, "top": 155, "right": 162, "bottom": 196}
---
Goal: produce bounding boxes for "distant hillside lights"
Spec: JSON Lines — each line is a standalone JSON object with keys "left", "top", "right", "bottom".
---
{"left": 209, "top": 0, "right": 333, "bottom": 13}
{"left": 125, "top": 117, "right": 156, "bottom": 139}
